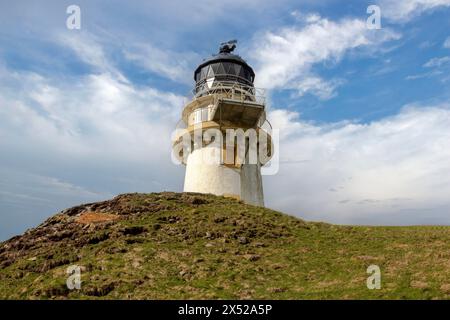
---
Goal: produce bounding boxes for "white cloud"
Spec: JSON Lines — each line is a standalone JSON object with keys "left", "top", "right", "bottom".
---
{"left": 444, "top": 37, "right": 450, "bottom": 48}
{"left": 0, "top": 69, "right": 183, "bottom": 167}
{"left": 58, "top": 33, "right": 109, "bottom": 70}
{"left": 290, "top": 11, "right": 322, "bottom": 24}
{"left": 292, "top": 76, "right": 345, "bottom": 100}
{"left": 406, "top": 55, "right": 450, "bottom": 80}
{"left": 405, "top": 70, "right": 443, "bottom": 80}
{"left": 123, "top": 44, "right": 199, "bottom": 84}
{"left": 250, "top": 16, "right": 400, "bottom": 99}
{"left": 57, "top": 32, "right": 129, "bottom": 83}
{"left": 423, "top": 56, "right": 450, "bottom": 67}
{"left": 57, "top": 31, "right": 199, "bottom": 85}
{"left": 264, "top": 104, "right": 450, "bottom": 225}
{"left": 379, "top": 0, "right": 450, "bottom": 22}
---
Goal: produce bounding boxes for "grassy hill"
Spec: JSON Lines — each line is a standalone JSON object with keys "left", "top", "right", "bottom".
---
{"left": 1, "top": 192, "right": 449, "bottom": 299}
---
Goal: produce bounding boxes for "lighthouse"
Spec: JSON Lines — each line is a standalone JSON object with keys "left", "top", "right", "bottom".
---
{"left": 173, "top": 40, "right": 273, "bottom": 206}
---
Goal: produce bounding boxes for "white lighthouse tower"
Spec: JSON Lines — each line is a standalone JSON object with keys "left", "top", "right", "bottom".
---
{"left": 173, "top": 41, "right": 273, "bottom": 206}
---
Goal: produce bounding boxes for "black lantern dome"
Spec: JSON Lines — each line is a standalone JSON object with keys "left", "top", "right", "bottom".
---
{"left": 194, "top": 40, "right": 255, "bottom": 95}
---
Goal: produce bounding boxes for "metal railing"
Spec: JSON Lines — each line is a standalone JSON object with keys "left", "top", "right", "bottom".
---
{"left": 191, "top": 80, "right": 266, "bottom": 105}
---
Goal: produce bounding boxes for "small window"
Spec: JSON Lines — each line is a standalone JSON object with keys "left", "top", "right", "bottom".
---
{"left": 193, "top": 109, "right": 202, "bottom": 124}
{"left": 202, "top": 107, "right": 209, "bottom": 121}
{"left": 191, "top": 107, "right": 209, "bottom": 125}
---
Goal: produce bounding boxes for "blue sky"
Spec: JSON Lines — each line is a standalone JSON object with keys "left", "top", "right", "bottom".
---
{"left": 1, "top": 0, "right": 450, "bottom": 240}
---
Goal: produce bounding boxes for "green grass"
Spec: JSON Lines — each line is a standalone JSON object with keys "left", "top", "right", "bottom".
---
{"left": 0, "top": 192, "right": 449, "bottom": 299}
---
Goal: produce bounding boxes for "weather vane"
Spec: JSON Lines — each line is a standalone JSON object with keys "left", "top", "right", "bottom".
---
{"left": 219, "top": 40, "right": 237, "bottom": 54}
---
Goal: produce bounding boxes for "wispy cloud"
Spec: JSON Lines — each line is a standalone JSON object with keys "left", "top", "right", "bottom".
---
{"left": 123, "top": 43, "right": 199, "bottom": 84}
{"left": 249, "top": 15, "right": 400, "bottom": 100}
{"left": 0, "top": 66, "right": 182, "bottom": 161}
{"left": 378, "top": 0, "right": 450, "bottom": 22}
{"left": 405, "top": 70, "right": 443, "bottom": 80}
{"left": 424, "top": 56, "right": 450, "bottom": 68}
{"left": 406, "top": 55, "right": 450, "bottom": 80}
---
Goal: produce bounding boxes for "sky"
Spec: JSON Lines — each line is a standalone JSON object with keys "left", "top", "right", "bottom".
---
{"left": 1, "top": 0, "right": 450, "bottom": 240}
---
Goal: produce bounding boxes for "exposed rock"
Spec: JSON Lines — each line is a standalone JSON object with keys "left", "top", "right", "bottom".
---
{"left": 83, "top": 281, "right": 116, "bottom": 297}
{"left": 238, "top": 236, "right": 249, "bottom": 244}
{"left": 120, "top": 226, "right": 147, "bottom": 236}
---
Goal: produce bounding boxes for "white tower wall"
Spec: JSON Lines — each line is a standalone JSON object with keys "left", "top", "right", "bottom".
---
{"left": 183, "top": 147, "right": 241, "bottom": 198}
{"left": 183, "top": 147, "right": 265, "bottom": 206}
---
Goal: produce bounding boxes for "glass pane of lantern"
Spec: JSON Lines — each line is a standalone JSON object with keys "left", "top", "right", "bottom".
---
{"left": 244, "top": 68, "right": 250, "bottom": 80}
{"left": 207, "top": 65, "right": 215, "bottom": 78}
{"left": 239, "top": 66, "right": 246, "bottom": 78}
{"left": 233, "top": 64, "right": 242, "bottom": 76}
{"left": 211, "top": 63, "right": 219, "bottom": 74}
{"left": 223, "top": 62, "right": 232, "bottom": 74}
{"left": 216, "top": 63, "right": 225, "bottom": 75}
{"left": 200, "top": 66, "right": 208, "bottom": 79}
